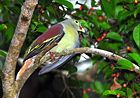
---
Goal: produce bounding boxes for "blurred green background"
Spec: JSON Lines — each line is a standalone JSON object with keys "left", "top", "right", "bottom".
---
{"left": 1, "top": 0, "right": 140, "bottom": 98}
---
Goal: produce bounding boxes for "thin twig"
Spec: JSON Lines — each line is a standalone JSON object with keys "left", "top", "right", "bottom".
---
{"left": 60, "top": 75, "right": 75, "bottom": 98}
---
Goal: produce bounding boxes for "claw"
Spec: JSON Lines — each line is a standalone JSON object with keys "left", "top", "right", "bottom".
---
{"left": 49, "top": 52, "right": 56, "bottom": 61}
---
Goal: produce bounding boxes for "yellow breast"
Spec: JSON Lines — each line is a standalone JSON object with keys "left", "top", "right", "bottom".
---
{"left": 51, "top": 25, "right": 79, "bottom": 52}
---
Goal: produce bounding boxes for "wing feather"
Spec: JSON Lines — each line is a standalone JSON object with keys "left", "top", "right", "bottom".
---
{"left": 24, "top": 24, "right": 64, "bottom": 61}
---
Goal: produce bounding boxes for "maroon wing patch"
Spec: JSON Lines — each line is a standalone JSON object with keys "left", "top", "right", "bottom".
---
{"left": 35, "top": 24, "right": 63, "bottom": 45}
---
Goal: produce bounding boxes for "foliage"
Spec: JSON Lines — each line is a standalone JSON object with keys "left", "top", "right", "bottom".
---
{"left": 1, "top": 0, "right": 140, "bottom": 98}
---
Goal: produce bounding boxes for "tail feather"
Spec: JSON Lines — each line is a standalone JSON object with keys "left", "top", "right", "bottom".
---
{"left": 16, "top": 58, "right": 33, "bottom": 80}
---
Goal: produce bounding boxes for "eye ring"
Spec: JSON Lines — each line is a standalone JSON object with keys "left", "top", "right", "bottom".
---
{"left": 75, "top": 20, "right": 79, "bottom": 23}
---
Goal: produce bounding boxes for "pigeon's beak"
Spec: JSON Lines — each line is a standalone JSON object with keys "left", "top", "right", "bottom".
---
{"left": 79, "top": 26, "right": 85, "bottom": 33}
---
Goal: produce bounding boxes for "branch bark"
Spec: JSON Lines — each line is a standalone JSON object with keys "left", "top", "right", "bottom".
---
{"left": 2, "top": 0, "right": 38, "bottom": 98}
{"left": 56, "top": 47, "right": 140, "bottom": 73}
{"left": 15, "top": 47, "right": 140, "bottom": 95}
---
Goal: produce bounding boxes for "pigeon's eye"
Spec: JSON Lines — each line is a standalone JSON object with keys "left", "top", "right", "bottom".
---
{"left": 75, "top": 20, "right": 79, "bottom": 24}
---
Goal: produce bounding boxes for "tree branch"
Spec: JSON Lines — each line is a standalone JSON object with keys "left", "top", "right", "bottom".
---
{"left": 58, "top": 47, "right": 140, "bottom": 73}
{"left": 16, "top": 47, "right": 140, "bottom": 95}
{"left": 2, "top": 0, "right": 38, "bottom": 98}
{"left": 15, "top": 49, "right": 47, "bottom": 93}
{"left": 56, "top": 47, "right": 140, "bottom": 73}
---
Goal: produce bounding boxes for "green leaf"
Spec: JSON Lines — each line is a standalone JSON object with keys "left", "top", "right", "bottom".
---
{"left": 106, "top": 32, "right": 123, "bottom": 41}
{"left": 107, "top": 43, "right": 122, "bottom": 51}
{"left": 91, "top": 0, "right": 96, "bottom": 6}
{"left": 96, "top": 10, "right": 103, "bottom": 16}
{"left": 0, "top": 24, "right": 7, "bottom": 31}
{"left": 127, "top": 88, "right": 133, "bottom": 98}
{"left": 134, "top": 83, "right": 140, "bottom": 93}
{"left": 133, "top": 24, "right": 140, "bottom": 49}
{"left": 31, "top": 24, "right": 36, "bottom": 31}
{"left": 103, "top": 90, "right": 126, "bottom": 96}
{"left": 0, "top": 50, "right": 7, "bottom": 57}
{"left": 83, "top": 93, "right": 89, "bottom": 98}
{"left": 81, "top": 38, "right": 90, "bottom": 47}
{"left": 117, "top": 59, "right": 133, "bottom": 71}
{"left": 80, "top": 20, "right": 90, "bottom": 29}
{"left": 94, "top": 81, "right": 104, "bottom": 94}
{"left": 10, "top": 6, "right": 21, "bottom": 15}
{"left": 128, "top": 53, "right": 140, "bottom": 66}
{"left": 103, "top": 66, "right": 114, "bottom": 79}
{"left": 36, "top": 26, "right": 47, "bottom": 32}
{"left": 5, "top": 25, "right": 14, "bottom": 41}
{"left": 101, "top": 0, "right": 116, "bottom": 18}
{"left": 134, "top": 4, "right": 140, "bottom": 17}
{"left": 55, "top": 0, "right": 73, "bottom": 9}
{"left": 124, "top": 73, "right": 135, "bottom": 82}
{"left": 33, "top": 21, "right": 39, "bottom": 26}
{"left": 47, "top": 5, "right": 57, "bottom": 16}
{"left": 117, "top": 10, "right": 132, "bottom": 22}
{"left": 99, "top": 21, "right": 110, "bottom": 30}
{"left": 89, "top": 31, "right": 94, "bottom": 37}
{"left": 115, "top": 6, "right": 124, "bottom": 18}
{"left": 98, "top": 41, "right": 122, "bottom": 51}
{"left": 97, "top": 61, "right": 108, "bottom": 74}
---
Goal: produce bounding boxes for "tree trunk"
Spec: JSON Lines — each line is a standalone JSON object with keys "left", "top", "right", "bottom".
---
{"left": 2, "top": 0, "right": 38, "bottom": 98}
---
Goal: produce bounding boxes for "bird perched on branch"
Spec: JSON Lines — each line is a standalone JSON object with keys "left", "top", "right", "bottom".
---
{"left": 16, "top": 19, "right": 85, "bottom": 80}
